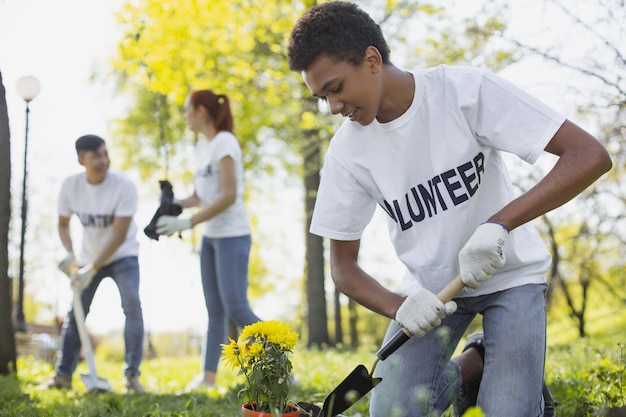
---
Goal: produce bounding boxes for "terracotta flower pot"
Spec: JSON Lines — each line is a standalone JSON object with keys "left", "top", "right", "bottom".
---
{"left": 241, "top": 402, "right": 300, "bottom": 417}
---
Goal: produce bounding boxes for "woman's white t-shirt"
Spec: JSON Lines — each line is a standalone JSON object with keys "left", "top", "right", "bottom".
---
{"left": 58, "top": 170, "right": 139, "bottom": 266}
{"left": 194, "top": 131, "right": 251, "bottom": 238}
{"left": 310, "top": 65, "right": 566, "bottom": 297}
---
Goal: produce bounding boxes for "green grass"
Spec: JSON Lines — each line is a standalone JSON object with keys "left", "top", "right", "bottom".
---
{"left": 2, "top": 305, "right": 625, "bottom": 416}
{"left": 3, "top": 339, "right": 625, "bottom": 416}
{"left": 545, "top": 300, "right": 626, "bottom": 417}
{"left": 3, "top": 347, "right": 377, "bottom": 417}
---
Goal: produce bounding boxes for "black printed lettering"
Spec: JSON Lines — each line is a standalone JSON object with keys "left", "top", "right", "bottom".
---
{"left": 383, "top": 152, "right": 486, "bottom": 229}
{"left": 473, "top": 152, "right": 484, "bottom": 185}
{"left": 441, "top": 168, "right": 468, "bottom": 206}
{"left": 430, "top": 176, "right": 448, "bottom": 211}
{"left": 78, "top": 213, "right": 114, "bottom": 228}
{"left": 381, "top": 200, "right": 396, "bottom": 222}
{"left": 407, "top": 188, "right": 426, "bottom": 222}
{"left": 458, "top": 161, "right": 478, "bottom": 197}
{"left": 393, "top": 199, "right": 413, "bottom": 231}
{"left": 418, "top": 183, "right": 437, "bottom": 217}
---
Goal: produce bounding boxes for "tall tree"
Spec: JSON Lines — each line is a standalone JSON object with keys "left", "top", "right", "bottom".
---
{"left": 301, "top": 117, "right": 329, "bottom": 347}
{"left": 0, "top": 70, "right": 17, "bottom": 375}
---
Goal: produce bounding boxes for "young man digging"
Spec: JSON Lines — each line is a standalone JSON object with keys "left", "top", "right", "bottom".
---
{"left": 287, "top": 2, "right": 611, "bottom": 416}
{"left": 42, "top": 134, "right": 145, "bottom": 393}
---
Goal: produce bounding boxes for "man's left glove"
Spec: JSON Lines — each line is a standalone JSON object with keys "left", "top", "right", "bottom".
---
{"left": 58, "top": 253, "right": 76, "bottom": 276}
{"left": 70, "top": 264, "right": 96, "bottom": 291}
{"left": 156, "top": 216, "right": 193, "bottom": 236}
{"left": 395, "top": 289, "right": 457, "bottom": 336}
{"left": 459, "top": 222, "right": 509, "bottom": 290}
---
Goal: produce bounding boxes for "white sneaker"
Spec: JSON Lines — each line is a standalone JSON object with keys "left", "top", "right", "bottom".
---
{"left": 183, "top": 376, "right": 215, "bottom": 393}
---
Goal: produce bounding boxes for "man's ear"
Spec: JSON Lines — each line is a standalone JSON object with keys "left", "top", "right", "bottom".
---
{"left": 77, "top": 152, "right": 86, "bottom": 167}
{"left": 364, "top": 45, "right": 383, "bottom": 73}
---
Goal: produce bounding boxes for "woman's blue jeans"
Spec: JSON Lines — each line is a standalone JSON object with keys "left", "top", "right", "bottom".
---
{"left": 370, "top": 283, "right": 547, "bottom": 417}
{"left": 200, "top": 235, "right": 261, "bottom": 373}
{"left": 55, "top": 256, "right": 144, "bottom": 378}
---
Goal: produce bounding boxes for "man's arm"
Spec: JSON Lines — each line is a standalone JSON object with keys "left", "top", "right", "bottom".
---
{"left": 330, "top": 239, "right": 456, "bottom": 336}
{"left": 488, "top": 119, "right": 612, "bottom": 231}
{"left": 330, "top": 239, "right": 406, "bottom": 320}
{"left": 58, "top": 216, "right": 74, "bottom": 254}
{"left": 90, "top": 216, "right": 132, "bottom": 271}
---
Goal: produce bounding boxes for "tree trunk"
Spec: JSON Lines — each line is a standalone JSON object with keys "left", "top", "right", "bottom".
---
{"left": 577, "top": 280, "right": 589, "bottom": 338}
{"left": 348, "top": 298, "right": 358, "bottom": 348}
{"left": 543, "top": 217, "right": 559, "bottom": 311}
{"left": 302, "top": 128, "right": 329, "bottom": 347}
{"left": 333, "top": 288, "right": 343, "bottom": 345}
{"left": 0, "top": 70, "right": 18, "bottom": 375}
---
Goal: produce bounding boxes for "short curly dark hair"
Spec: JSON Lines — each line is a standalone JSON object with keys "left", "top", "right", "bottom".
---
{"left": 287, "top": 1, "right": 391, "bottom": 72}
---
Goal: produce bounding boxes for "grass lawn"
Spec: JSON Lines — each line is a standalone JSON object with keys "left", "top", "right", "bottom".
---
{"left": 2, "top": 304, "right": 625, "bottom": 416}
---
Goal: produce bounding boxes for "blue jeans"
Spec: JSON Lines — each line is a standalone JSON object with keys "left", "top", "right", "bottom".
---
{"left": 56, "top": 256, "right": 144, "bottom": 378}
{"left": 200, "top": 235, "right": 261, "bottom": 373}
{"left": 370, "top": 283, "right": 547, "bottom": 417}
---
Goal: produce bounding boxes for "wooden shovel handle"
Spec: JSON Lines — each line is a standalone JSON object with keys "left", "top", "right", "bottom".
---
{"left": 436, "top": 274, "right": 465, "bottom": 304}
{"left": 376, "top": 275, "right": 465, "bottom": 361}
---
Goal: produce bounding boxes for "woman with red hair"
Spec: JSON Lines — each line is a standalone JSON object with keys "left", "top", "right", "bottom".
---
{"left": 157, "top": 90, "right": 261, "bottom": 391}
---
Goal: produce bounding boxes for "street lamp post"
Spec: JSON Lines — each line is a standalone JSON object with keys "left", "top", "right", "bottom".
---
{"left": 14, "top": 75, "right": 41, "bottom": 333}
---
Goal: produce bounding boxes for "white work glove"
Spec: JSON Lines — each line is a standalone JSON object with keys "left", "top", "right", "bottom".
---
{"left": 459, "top": 222, "right": 509, "bottom": 291}
{"left": 58, "top": 253, "right": 76, "bottom": 277}
{"left": 156, "top": 216, "right": 193, "bottom": 236}
{"left": 395, "top": 289, "right": 457, "bottom": 336}
{"left": 70, "top": 264, "right": 96, "bottom": 291}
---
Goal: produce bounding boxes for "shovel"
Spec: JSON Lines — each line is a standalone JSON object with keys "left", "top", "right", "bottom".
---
{"left": 321, "top": 275, "right": 465, "bottom": 417}
{"left": 72, "top": 286, "right": 113, "bottom": 392}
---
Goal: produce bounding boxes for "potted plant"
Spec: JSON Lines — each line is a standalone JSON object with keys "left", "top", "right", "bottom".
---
{"left": 222, "top": 320, "right": 301, "bottom": 416}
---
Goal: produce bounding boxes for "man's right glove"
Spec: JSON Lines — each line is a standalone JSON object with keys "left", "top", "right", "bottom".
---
{"left": 459, "top": 222, "right": 509, "bottom": 290}
{"left": 58, "top": 253, "right": 76, "bottom": 277}
{"left": 395, "top": 289, "right": 457, "bottom": 336}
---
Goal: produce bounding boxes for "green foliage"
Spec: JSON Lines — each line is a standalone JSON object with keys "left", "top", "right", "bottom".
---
{"left": 107, "top": 0, "right": 313, "bottom": 183}
{"left": 548, "top": 341, "right": 625, "bottom": 416}
{"left": 6, "top": 321, "right": 626, "bottom": 417}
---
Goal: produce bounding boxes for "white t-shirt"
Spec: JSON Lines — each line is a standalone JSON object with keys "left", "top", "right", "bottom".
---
{"left": 58, "top": 170, "right": 139, "bottom": 266}
{"left": 310, "top": 65, "right": 566, "bottom": 297}
{"left": 194, "top": 131, "right": 251, "bottom": 238}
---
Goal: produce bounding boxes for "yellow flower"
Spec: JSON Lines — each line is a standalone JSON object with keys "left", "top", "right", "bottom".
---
{"left": 247, "top": 341, "right": 264, "bottom": 357}
{"left": 240, "top": 320, "right": 300, "bottom": 350}
{"left": 221, "top": 320, "right": 300, "bottom": 413}
{"left": 462, "top": 407, "right": 486, "bottom": 417}
{"left": 220, "top": 338, "right": 241, "bottom": 370}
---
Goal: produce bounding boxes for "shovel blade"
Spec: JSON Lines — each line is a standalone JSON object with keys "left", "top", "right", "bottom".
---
{"left": 322, "top": 364, "right": 382, "bottom": 416}
{"left": 80, "top": 373, "right": 112, "bottom": 392}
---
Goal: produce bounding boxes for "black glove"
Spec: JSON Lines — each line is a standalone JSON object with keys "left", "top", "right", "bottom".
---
{"left": 144, "top": 180, "right": 183, "bottom": 241}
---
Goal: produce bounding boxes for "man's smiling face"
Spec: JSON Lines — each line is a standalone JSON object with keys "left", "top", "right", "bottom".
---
{"left": 303, "top": 49, "right": 382, "bottom": 126}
